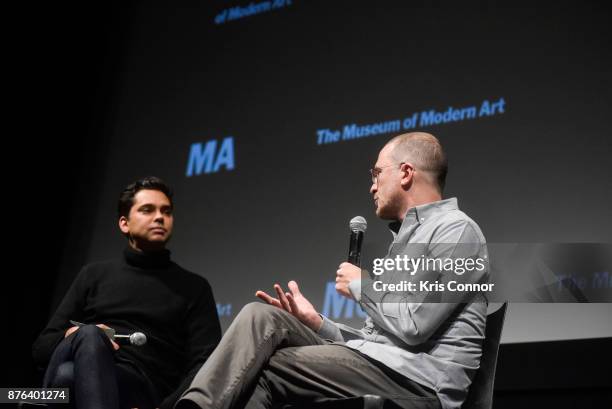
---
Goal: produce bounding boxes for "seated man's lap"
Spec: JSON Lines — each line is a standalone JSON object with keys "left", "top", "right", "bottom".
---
{"left": 45, "top": 327, "right": 156, "bottom": 408}
{"left": 261, "top": 344, "right": 440, "bottom": 409}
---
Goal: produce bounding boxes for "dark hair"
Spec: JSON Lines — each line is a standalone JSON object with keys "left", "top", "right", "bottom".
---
{"left": 117, "top": 176, "right": 173, "bottom": 218}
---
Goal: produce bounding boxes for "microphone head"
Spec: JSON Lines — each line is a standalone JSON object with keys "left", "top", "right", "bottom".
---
{"left": 349, "top": 216, "right": 367, "bottom": 233}
{"left": 130, "top": 332, "right": 147, "bottom": 346}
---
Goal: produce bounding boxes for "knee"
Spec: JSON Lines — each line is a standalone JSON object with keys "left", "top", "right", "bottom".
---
{"left": 75, "top": 324, "right": 106, "bottom": 338}
{"left": 72, "top": 325, "right": 110, "bottom": 351}
{"left": 50, "top": 362, "right": 74, "bottom": 387}
{"left": 238, "top": 302, "right": 283, "bottom": 322}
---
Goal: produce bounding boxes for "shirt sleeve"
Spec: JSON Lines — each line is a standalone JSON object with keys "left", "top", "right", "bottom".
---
{"left": 354, "top": 219, "right": 489, "bottom": 346}
{"left": 32, "top": 265, "right": 91, "bottom": 367}
{"left": 317, "top": 312, "right": 377, "bottom": 342}
{"left": 159, "top": 278, "right": 222, "bottom": 409}
{"left": 317, "top": 315, "right": 344, "bottom": 341}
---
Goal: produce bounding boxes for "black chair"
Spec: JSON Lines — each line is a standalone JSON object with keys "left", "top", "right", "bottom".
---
{"left": 462, "top": 303, "right": 507, "bottom": 409}
{"left": 285, "top": 303, "right": 508, "bottom": 409}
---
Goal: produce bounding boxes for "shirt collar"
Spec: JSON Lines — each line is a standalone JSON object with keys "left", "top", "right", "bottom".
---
{"left": 388, "top": 197, "right": 459, "bottom": 236}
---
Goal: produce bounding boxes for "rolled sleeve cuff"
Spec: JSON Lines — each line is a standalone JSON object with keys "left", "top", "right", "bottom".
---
{"left": 317, "top": 315, "right": 343, "bottom": 341}
{"left": 349, "top": 273, "right": 376, "bottom": 304}
{"left": 349, "top": 279, "right": 362, "bottom": 302}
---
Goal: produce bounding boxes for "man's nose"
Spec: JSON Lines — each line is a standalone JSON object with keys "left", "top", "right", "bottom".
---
{"left": 154, "top": 211, "right": 164, "bottom": 223}
{"left": 370, "top": 182, "right": 377, "bottom": 194}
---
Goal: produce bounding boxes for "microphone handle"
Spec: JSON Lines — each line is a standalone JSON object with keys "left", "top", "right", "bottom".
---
{"left": 348, "top": 230, "right": 364, "bottom": 267}
{"left": 114, "top": 334, "right": 141, "bottom": 346}
{"left": 113, "top": 334, "right": 131, "bottom": 344}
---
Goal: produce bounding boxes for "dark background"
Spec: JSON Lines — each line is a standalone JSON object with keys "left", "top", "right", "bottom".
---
{"left": 7, "top": 1, "right": 611, "bottom": 407}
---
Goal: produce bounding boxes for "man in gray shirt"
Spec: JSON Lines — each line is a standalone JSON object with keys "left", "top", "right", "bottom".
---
{"left": 177, "top": 132, "right": 488, "bottom": 409}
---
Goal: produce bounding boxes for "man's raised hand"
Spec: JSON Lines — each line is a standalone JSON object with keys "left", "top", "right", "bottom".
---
{"left": 255, "top": 280, "right": 323, "bottom": 331}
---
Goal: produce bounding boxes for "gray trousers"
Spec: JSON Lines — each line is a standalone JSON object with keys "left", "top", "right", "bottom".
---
{"left": 176, "top": 302, "right": 440, "bottom": 409}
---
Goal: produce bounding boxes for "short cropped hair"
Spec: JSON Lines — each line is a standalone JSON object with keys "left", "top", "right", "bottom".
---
{"left": 387, "top": 132, "right": 448, "bottom": 192}
{"left": 117, "top": 176, "right": 173, "bottom": 219}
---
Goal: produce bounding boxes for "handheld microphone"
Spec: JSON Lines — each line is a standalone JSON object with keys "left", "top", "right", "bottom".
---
{"left": 113, "top": 332, "right": 147, "bottom": 346}
{"left": 348, "top": 216, "right": 367, "bottom": 267}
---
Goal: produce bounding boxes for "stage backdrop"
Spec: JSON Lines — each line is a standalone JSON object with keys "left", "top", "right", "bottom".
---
{"left": 54, "top": 1, "right": 611, "bottom": 343}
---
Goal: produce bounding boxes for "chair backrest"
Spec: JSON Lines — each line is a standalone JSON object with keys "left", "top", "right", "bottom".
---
{"left": 462, "top": 302, "right": 508, "bottom": 409}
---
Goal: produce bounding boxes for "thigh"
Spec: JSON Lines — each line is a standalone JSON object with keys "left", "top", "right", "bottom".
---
{"left": 262, "top": 344, "right": 440, "bottom": 409}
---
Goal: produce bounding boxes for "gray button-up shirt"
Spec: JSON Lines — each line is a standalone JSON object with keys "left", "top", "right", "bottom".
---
{"left": 318, "top": 198, "right": 488, "bottom": 409}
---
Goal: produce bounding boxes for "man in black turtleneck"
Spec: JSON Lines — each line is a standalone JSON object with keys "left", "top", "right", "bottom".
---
{"left": 33, "top": 176, "right": 222, "bottom": 409}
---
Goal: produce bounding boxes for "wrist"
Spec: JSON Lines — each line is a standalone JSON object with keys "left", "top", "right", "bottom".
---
{"left": 308, "top": 314, "right": 323, "bottom": 332}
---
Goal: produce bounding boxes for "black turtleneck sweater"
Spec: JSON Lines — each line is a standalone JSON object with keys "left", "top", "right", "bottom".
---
{"left": 32, "top": 247, "right": 222, "bottom": 409}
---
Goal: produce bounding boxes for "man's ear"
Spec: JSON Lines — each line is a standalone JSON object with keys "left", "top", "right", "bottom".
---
{"left": 119, "top": 216, "right": 130, "bottom": 234}
{"left": 399, "top": 162, "right": 415, "bottom": 188}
